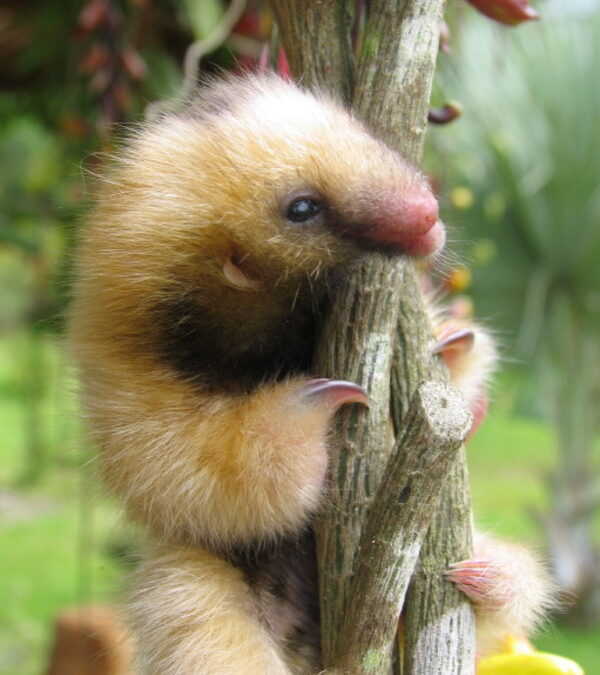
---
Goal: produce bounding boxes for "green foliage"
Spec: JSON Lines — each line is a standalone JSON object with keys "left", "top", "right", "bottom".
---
{"left": 0, "top": 504, "right": 126, "bottom": 675}
{"left": 0, "top": 115, "right": 82, "bottom": 335}
{"left": 1, "top": 0, "right": 89, "bottom": 124}
{"left": 432, "top": 10, "right": 600, "bottom": 620}
{"left": 433, "top": 12, "right": 600, "bottom": 440}
{"left": 0, "top": 335, "right": 131, "bottom": 675}
{"left": 468, "top": 407, "right": 600, "bottom": 673}
{"left": 180, "top": 0, "right": 225, "bottom": 39}
{"left": 0, "top": 333, "right": 80, "bottom": 481}
{"left": 469, "top": 399, "right": 600, "bottom": 542}
{"left": 1, "top": 1, "right": 598, "bottom": 668}
{"left": 433, "top": 12, "right": 600, "bottom": 353}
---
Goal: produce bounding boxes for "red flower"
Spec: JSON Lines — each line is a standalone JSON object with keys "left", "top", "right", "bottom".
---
{"left": 465, "top": 0, "right": 539, "bottom": 25}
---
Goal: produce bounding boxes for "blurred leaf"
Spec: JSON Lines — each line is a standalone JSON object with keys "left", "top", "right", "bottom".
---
{"left": 121, "top": 46, "right": 147, "bottom": 81}
{"left": 0, "top": 119, "right": 61, "bottom": 196}
{"left": 138, "top": 49, "right": 182, "bottom": 100}
{"left": 434, "top": 12, "right": 600, "bottom": 344}
{"left": 180, "top": 0, "right": 224, "bottom": 39}
{"left": 434, "top": 13, "right": 600, "bottom": 615}
{"left": 78, "top": 0, "right": 111, "bottom": 31}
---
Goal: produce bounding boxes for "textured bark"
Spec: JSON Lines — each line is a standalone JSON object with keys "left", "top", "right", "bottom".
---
{"left": 271, "top": 2, "right": 476, "bottom": 674}
{"left": 337, "top": 383, "right": 471, "bottom": 674}
{"left": 392, "top": 273, "right": 476, "bottom": 675}
{"left": 315, "top": 258, "right": 404, "bottom": 666}
{"left": 270, "top": 0, "right": 355, "bottom": 102}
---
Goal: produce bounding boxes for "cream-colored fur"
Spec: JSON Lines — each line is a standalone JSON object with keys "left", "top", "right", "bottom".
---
{"left": 68, "top": 73, "right": 555, "bottom": 673}
{"left": 78, "top": 372, "right": 332, "bottom": 548}
{"left": 468, "top": 532, "right": 559, "bottom": 656}
{"left": 129, "top": 546, "right": 291, "bottom": 675}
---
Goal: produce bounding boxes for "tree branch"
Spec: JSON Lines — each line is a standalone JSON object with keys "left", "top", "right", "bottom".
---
{"left": 353, "top": 0, "right": 442, "bottom": 155}
{"left": 314, "top": 256, "right": 404, "bottom": 663}
{"left": 270, "top": 1, "right": 476, "bottom": 673}
{"left": 337, "top": 382, "right": 471, "bottom": 674}
{"left": 392, "top": 273, "right": 476, "bottom": 675}
{"left": 270, "top": 0, "right": 355, "bottom": 101}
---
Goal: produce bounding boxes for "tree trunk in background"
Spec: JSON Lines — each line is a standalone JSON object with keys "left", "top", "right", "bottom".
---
{"left": 271, "top": 1, "right": 475, "bottom": 673}
{"left": 540, "top": 295, "right": 600, "bottom": 625}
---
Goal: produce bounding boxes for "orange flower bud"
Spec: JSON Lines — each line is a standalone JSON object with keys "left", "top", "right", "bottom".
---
{"left": 444, "top": 266, "right": 472, "bottom": 293}
{"left": 428, "top": 102, "right": 462, "bottom": 125}
{"left": 78, "top": 44, "right": 111, "bottom": 75}
{"left": 465, "top": 0, "right": 540, "bottom": 25}
{"left": 79, "top": 0, "right": 110, "bottom": 31}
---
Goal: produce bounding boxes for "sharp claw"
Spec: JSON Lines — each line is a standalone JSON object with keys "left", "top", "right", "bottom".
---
{"left": 297, "top": 379, "right": 370, "bottom": 410}
{"left": 446, "top": 559, "right": 506, "bottom": 606}
{"left": 446, "top": 559, "right": 499, "bottom": 577}
{"left": 447, "top": 558, "right": 490, "bottom": 569}
{"left": 432, "top": 328, "right": 475, "bottom": 356}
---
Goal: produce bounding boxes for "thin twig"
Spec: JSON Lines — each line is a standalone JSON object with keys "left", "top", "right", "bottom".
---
{"left": 145, "top": 0, "right": 247, "bottom": 120}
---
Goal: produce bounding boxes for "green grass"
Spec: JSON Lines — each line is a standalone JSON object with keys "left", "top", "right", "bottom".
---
{"left": 468, "top": 411, "right": 600, "bottom": 673}
{"left": 469, "top": 409, "right": 600, "bottom": 545}
{"left": 0, "top": 333, "right": 598, "bottom": 674}
{"left": 0, "top": 332, "right": 130, "bottom": 675}
{"left": 0, "top": 499, "right": 126, "bottom": 674}
{"left": 469, "top": 412, "right": 555, "bottom": 543}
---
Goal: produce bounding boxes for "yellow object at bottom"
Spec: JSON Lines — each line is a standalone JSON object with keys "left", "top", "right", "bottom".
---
{"left": 477, "top": 652, "right": 584, "bottom": 675}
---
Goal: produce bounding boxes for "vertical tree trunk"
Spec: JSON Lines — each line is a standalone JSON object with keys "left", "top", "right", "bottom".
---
{"left": 271, "top": 2, "right": 475, "bottom": 673}
{"left": 540, "top": 296, "right": 600, "bottom": 624}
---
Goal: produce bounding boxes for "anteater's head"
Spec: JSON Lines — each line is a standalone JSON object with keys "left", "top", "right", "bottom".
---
{"left": 70, "top": 74, "right": 444, "bottom": 388}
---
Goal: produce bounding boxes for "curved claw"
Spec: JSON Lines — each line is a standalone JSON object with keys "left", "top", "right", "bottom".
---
{"left": 296, "top": 379, "right": 370, "bottom": 411}
{"left": 446, "top": 559, "right": 506, "bottom": 607}
{"left": 432, "top": 328, "right": 475, "bottom": 356}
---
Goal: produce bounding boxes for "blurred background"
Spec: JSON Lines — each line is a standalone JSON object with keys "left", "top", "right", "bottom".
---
{"left": 0, "top": 0, "right": 598, "bottom": 673}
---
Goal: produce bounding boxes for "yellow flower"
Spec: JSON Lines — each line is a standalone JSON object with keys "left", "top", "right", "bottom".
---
{"left": 477, "top": 634, "right": 584, "bottom": 675}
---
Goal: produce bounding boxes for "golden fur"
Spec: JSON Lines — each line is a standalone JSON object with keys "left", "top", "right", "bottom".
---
{"left": 129, "top": 547, "right": 291, "bottom": 675}
{"left": 68, "top": 73, "right": 554, "bottom": 673}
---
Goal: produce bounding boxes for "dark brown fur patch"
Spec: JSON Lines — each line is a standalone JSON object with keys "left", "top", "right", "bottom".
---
{"left": 153, "top": 289, "right": 319, "bottom": 394}
{"left": 229, "top": 528, "right": 321, "bottom": 673}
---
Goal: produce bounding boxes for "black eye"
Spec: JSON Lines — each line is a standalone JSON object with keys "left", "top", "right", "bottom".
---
{"left": 286, "top": 198, "right": 323, "bottom": 223}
